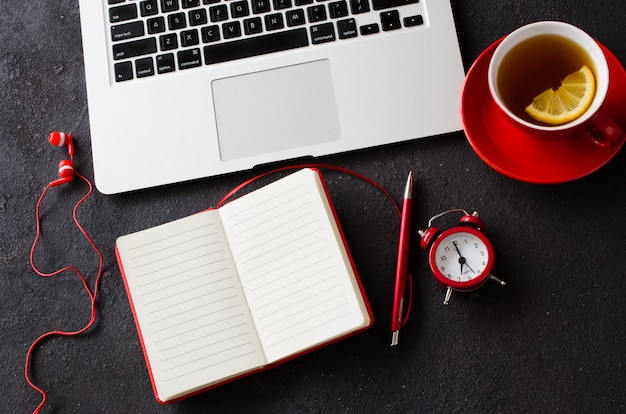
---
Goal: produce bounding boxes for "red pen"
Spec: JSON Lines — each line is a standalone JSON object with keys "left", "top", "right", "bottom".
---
{"left": 391, "top": 171, "right": 413, "bottom": 346}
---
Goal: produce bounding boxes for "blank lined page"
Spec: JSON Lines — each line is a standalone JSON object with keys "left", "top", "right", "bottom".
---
{"left": 219, "top": 169, "right": 370, "bottom": 363}
{"left": 116, "top": 211, "right": 266, "bottom": 402}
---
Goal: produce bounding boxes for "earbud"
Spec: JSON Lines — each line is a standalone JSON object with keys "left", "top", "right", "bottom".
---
{"left": 48, "top": 131, "right": 74, "bottom": 159}
{"left": 49, "top": 159, "right": 75, "bottom": 187}
{"left": 47, "top": 132, "right": 76, "bottom": 188}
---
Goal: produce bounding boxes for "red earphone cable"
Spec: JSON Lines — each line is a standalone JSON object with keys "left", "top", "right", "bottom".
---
{"left": 25, "top": 170, "right": 103, "bottom": 414}
{"left": 24, "top": 163, "right": 412, "bottom": 412}
{"left": 217, "top": 163, "right": 401, "bottom": 215}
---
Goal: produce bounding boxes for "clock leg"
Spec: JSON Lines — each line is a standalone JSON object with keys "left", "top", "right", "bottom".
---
{"left": 443, "top": 286, "right": 453, "bottom": 305}
{"left": 489, "top": 274, "right": 506, "bottom": 286}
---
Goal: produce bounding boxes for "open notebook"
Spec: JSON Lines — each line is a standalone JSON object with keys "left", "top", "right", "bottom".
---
{"left": 115, "top": 168, "right": 372, "bottom": 402}
{"left": 79, "top": 0, "right": 465, "bottom": 193}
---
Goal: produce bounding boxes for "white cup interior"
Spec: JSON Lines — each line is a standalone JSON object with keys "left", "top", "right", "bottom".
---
{"left": 488, "top": 21, "right": 609, "bottom": 131}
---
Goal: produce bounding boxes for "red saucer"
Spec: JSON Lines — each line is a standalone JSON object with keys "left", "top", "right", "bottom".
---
{"left": 461, "top": 38, "right": 626, "bottom": 184}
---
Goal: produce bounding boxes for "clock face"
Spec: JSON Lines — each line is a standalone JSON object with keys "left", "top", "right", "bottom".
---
{"left": 430, "top": 227, "right": 494, "bottom": 289}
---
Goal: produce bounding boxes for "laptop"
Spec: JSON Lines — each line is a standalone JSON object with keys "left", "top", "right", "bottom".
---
{"left": 79, "top": 0, "right": 465, "bottom": 194}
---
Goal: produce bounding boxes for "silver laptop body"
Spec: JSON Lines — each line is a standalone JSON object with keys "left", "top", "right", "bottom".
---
{"left": 79, "top": 0, "right": 465, "bottom": 194}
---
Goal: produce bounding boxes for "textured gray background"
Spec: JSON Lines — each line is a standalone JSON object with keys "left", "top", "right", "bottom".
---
{"left": 1, "top": 1, "right": 625, "bottom": 412}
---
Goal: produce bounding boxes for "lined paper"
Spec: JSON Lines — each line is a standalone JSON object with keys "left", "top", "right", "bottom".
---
{"left": 116, "top": 211, "right": 266, "bottom": 402}
{"left": 116, "top": 168, "right": 370, "bottom": 402}
{"left": 219, "top": 169, "right": 369, "bottom": 362}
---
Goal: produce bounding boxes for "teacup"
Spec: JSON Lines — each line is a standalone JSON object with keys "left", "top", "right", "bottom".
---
{"left": 488, "top": 21, "right": 622, "bottom": 148}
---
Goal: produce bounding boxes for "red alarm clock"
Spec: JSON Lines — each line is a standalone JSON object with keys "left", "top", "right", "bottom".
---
{"left": 419, "top": 209, "right": 505, "bottom": 305}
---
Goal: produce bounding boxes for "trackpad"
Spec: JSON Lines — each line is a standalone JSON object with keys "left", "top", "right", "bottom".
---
{"left": 212, "top": 60, "right": 341, "bottom": 161}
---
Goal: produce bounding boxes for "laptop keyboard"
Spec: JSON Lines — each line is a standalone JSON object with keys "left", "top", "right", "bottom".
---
{"left": 108, "top": 0, "right": 424, "bottom": 82}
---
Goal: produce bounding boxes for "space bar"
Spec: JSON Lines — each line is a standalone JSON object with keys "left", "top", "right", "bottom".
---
{"left": 203, "top": 28, "right": 309, "bottom": 65}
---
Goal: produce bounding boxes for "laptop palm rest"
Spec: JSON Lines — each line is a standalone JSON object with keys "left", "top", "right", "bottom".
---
{"left": 212, "top": 59, "right": 341, "bottom": 161}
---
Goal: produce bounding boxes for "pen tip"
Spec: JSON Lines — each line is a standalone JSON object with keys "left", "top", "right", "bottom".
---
{"left": 391, "top": 330, "right": 399, "bottom": 346}
{"left": 404, "top": 173, "right": 413, "bottom": 199}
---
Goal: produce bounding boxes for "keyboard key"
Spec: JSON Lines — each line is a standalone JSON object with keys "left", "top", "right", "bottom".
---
{"left": 372, "top": 0, "right": 417, "bottom": 10}
{"left": 168, "top": 12, "right": 187, "bottom": 30}
{"left": 140, "top": 0, "right": 159, "bottom": 16}
{"left": 337, "top": 18, "right": 357, "bottom": 38}
{"left": 265, "top": 13, "right": 285, "bottom": 30}
{"left": 203, "top": 28, "right": 308, "bottom": 64}
{"left": 156, "top": 53, "right": 176, "bottom": 73}
{"left": 380, "top": 10, "right": 401, "bottom": 31}
{"left": 160, "top": 0, "right": 179, "bottom": 12}
{"left": 177, "top": 48, "right": 202, "bottom": 69}
{"left": 147, "top": 16, "right": 166, "bottom": 33}
{"left": 231, "top": 1, "right": 250, "bottom": 18}
{"left": 244, "top": 17, "right": 263, "bottom": 34}
{"left": 222, "top": 21, "right": 242, "bottom": 38}
{"left": 114, "top": 61, "right": 133, "bottom": 81}
{"left": 201, "top": 25, "right": 221, "bottom": 42}
{"left": 329, "top": 1, "right": 349, "bottom": 18}
{"left": 109, "top": 0, "right": 125, "bottom": 4}
{"left": 251, "top": 0, "right": 271, "bottom": 14}
{"left": 109, "top": 4, "right": 138, "bottom": 23}
{"left": 210, "top": 5, "right": 229, "bottom": 22}
{"left": 404, "top": 14, "right": 423, "bottom": 27}
{"left": 181, "top": 29, "right": 200, "bottom": 46}
{"left": 310, "top": 22, "right": 335, "bottom": 44}
{"left": 159, "top": 33, "right": 179, "bottom": 50}
{"left": 111, "top": 21, "right": 145, "bottom": 42}
{"left": 182, "top": 0, "right": 201, "bottom": 8}
{"left": 135, "top": 57, "right": 155, "bottom": 77}
{"left": 189, "top": 8, "right": 208, "bottom": 25}
{"left": 349, "top": 0, "right": 369, "bottom": 14}
{"left": 286, "top": 9, "right": 306, "bottom": 26}
{"left": 307, "top": 5, "right": 327, "bottom": 22}
{"left": 359, "top": 23, "right": 379, "bottom": 35}
{"left": 273, "top": 0, "right": 292, "bottom": 10}
{"left": 113, "top": 38, "right": 157, "bottom": 60}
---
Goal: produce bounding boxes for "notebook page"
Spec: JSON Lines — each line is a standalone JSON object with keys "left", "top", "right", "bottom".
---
{"left": 116, "top": 211, "right": 266, "bottom": 402}
{"left": 219, "top": 169, "right": 370, "bottom": 363}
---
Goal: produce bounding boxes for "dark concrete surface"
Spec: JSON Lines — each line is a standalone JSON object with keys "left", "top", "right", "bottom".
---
{"left": 2, "top": 1, "right": 625, "bottom": 412}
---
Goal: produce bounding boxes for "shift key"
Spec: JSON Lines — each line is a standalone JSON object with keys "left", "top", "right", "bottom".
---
{"left": 372, "top": 0, "right": 417, "bottom": 10}
{"left": 112, "top": 38, "right": 157, "bottom": 60}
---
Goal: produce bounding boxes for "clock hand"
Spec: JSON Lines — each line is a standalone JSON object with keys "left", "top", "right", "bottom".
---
{"left": 453, "top": 241, "right": 465, "bottom": 274}
{"left": 453, "top": 241, "right": 462, "bottom": 257}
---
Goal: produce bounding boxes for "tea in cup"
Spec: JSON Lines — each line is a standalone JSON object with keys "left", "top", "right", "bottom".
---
{"left": 488, "top": 21, "right": 622, "bottom": 147}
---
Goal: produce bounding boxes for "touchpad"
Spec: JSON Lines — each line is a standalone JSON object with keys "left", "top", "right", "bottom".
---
{"left": 212, "top": 60, "right": 341, "bottom": 161}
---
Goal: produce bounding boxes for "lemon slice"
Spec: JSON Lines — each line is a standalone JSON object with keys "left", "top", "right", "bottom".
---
{"left": 525, "top": 65, "right": 595, "bottom": 125}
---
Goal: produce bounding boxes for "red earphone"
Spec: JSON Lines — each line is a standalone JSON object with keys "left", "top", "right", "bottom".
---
{"left": 49, "top": 159, "right": 75, "bottom": 187}
{"left": 26, "top": 132, "right": 104, "bottom": 414}
{"left": 47, "top": 131, "right": 74, "bottom": 157}
{"left": 47, "top": 132, "right": 75, "bottom": 187}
